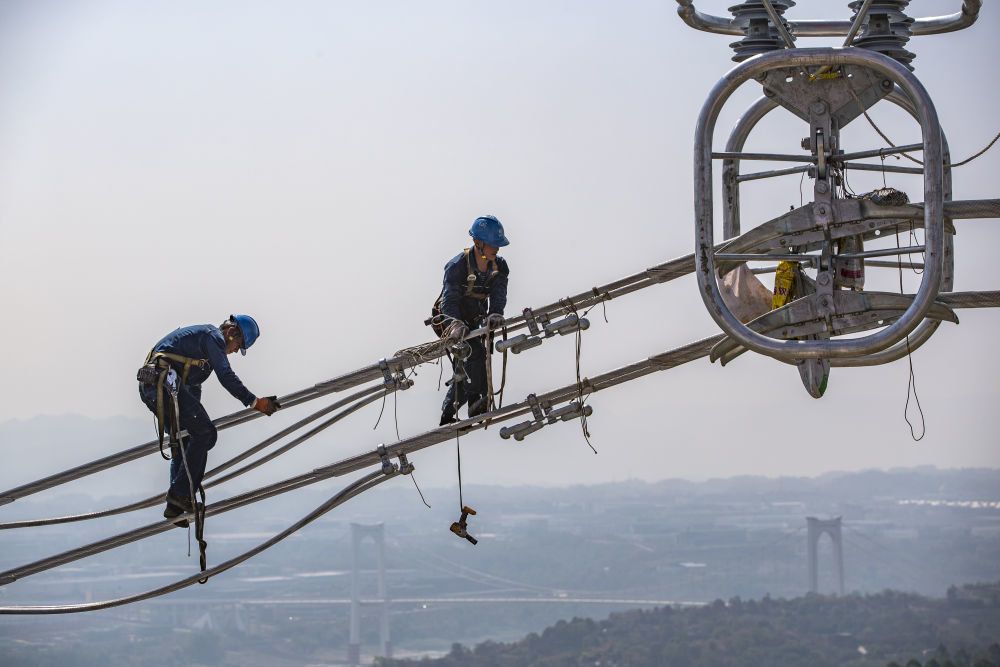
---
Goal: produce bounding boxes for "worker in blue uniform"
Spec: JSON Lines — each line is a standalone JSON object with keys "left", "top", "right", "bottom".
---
{"left": 138, "top": 314, "right": 278, "bottom": 522}
{"left": 438, "top": 215, "right": 510, "bottom": 425}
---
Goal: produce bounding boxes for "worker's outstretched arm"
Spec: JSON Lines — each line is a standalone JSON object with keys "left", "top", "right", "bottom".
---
{"left": 204, "top": 331, "right": 257, "bottom": 407}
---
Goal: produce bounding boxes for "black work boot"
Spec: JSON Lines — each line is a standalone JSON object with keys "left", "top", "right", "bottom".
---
{"left": 164, "top": 492, "right": 193, "bottom": 527}
{"left": 468, "top": 396, "right": 488, "bottom": 418}
{"left": 440, "top": 409, "right": 458, "bottom": 426}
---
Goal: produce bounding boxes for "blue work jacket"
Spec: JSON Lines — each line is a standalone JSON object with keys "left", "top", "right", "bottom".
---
{"left": 440, "top": 249, "right": 509, "bottom": 327}
{"left": 150, "top": 325, "right": 256, "bottom": 407}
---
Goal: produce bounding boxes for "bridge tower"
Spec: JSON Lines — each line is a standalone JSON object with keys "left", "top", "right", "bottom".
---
{"left": 806, "top": 516, "right": 844, "bottom": 595}
{"left": 348, "top": 522, "right": 391, "bottom": 665}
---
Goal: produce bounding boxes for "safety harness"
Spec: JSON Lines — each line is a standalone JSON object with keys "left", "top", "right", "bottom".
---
{"left": 427, "top": 248, "right": 500, "bottom": 336}
{"left": 138, "top": 350, "right": 209, "bottom": 455}
{"left": 137, "top": 349, "right": 212, "bottom": 579}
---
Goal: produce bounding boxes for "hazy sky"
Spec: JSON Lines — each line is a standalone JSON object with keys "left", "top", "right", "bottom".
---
{"left": 1, "top": 0, "right": 998, "bottom": 489}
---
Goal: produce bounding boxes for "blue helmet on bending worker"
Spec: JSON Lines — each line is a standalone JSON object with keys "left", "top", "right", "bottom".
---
{"left": 232, "top": 314, "right": 260, "bottom": 356}
{"left": 468, "top": 215, "right": 509, "bottom": 248}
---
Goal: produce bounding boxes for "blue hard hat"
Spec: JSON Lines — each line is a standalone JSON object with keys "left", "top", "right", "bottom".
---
{"left": 468, "top": 215, "right": 509, "bottom": 247}
{"left": 231, "top": 314, "right": 259, "bottom": 356}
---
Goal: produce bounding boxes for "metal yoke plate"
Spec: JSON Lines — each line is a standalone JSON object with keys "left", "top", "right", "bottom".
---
{"left": 761, "top": 65, "right": 893, "bottom": 129}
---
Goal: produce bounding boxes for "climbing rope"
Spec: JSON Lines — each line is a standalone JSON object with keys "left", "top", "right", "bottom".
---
{"left": 560, "top": 296, "right": 597, "bottom": 454}
{"left": 456, "top": 434, "right": 465, "bottom": 512}
{"left": 949, "top": 131, "right": 1000, "bottom": 168}
{"left": 845, "top": 77, "right": 999, "bottom": 169}
{"left": 178, "top": 436, "right": 206, "bottom": 574}
{"left": 484, "top": 320, "right": 495, "bottom": 417}
{"left": 482, "top": 316, "right": 509, "bottom": 425}
{"left": 496, "top": 323, "right": 509, "bottom": 408}
{"left": 372, "top": 382, "right": 404, "bottom": 441}
{"left": 195, "top": 485, "right": 209, "bottom": 583}
{"left": 896, "top": 228, "right": 927, "bottom": 442}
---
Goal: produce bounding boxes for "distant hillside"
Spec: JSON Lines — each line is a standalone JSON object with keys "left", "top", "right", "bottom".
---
{"left": 376, "top": 583, "right": 1000, "bottom": 667}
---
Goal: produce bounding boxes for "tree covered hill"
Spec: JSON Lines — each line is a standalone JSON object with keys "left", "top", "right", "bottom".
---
{"left": 377, "top": 583, "right": 1000, "bottom": 667}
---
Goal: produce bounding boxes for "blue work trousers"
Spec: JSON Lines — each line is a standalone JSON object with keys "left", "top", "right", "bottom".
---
{"left": 442, "top": 335, "right": 487, "bottom": 417}
{"left": 139, "top": 382, "right": 218, "bottom": 500}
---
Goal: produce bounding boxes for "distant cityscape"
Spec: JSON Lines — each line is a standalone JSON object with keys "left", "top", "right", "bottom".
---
{"left": 2, "top": 467, "right": 999, "bottom": 665}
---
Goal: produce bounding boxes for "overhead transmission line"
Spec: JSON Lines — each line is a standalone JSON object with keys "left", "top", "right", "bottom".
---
{"left": 2, "top": 198, "right": 999, "bottom": 614}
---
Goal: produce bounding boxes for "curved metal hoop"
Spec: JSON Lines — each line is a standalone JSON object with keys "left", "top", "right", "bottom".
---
{"left": 675, "top": 0, "right": 981, "bottom": 38}
{"left": 717, "top": 89, "right": 955, "bottom": 367}
{"left": 694, "top": 47, "right": 944, "bottom": 361}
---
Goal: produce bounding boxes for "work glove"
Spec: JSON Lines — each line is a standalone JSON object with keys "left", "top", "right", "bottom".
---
{"left": 446, "top": 321, "right": 468, "bottom": 343}
{"left": 486, "top": 313, "right": 504, "bottom": 329}
{"left": 253, "top": 396, "right": 281, "bottom": 416}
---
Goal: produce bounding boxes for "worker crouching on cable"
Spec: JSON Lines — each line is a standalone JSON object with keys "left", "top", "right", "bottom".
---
{"left": 137, "top": 314, "right": 279, "bottom": 523}
{"left": 438, "top": 215, "right": 510, "bottom": 425}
